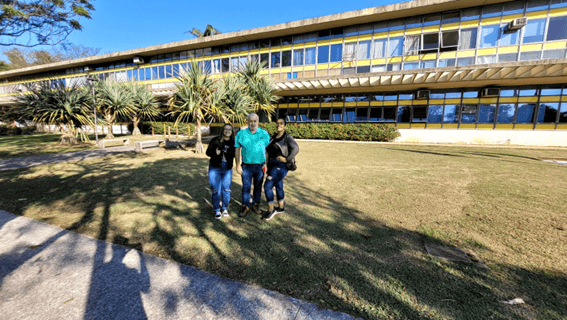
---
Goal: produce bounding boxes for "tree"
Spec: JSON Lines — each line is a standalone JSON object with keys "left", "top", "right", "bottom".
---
{"left": 237, "top": 60, "right": 279, "bottom": 121}
{"left": 0, "top": 0, "right": 94, "bottom": 47}
{"left": 16, "top": 80, "right": 93, "bottom": 145}
{"left": 2, "top": 43, "right": 100, "bottom": 70}
{"left": 186, "top": 24, "right": 221, "bottom": 38}
{"left": 124, "top": 82, "right": 159, "bottom": 136}
{"left": 216, "top": 76, "right": 252, "bottom": 124}
{"left": 169, "top": 62, "right": 225, "bottom": 153}
{"left": 95, "top": 79, "right": 135, "bottom": 139}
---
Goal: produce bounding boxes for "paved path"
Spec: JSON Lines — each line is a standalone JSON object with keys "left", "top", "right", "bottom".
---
{"left": 0, "top": 146, "right": 135, "bottom": 171}
{"left": 0, "top": 210, "right": 359, "bottom": 320}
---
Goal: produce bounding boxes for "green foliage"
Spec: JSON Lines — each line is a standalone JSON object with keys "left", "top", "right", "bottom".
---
{"left": 236, "top": 60, "right": 279, "bottom": 119}
{"left": 147, "top": 122, "right": 195, "bottom": 135}
{"left": 260, "top": 123, "right": 400, "bottom": 142}
{"left": 0, "top": 125, "right": 36, "bottom": 135}
{"left": 186, "top": 24, "right": 221, "bottom": 38}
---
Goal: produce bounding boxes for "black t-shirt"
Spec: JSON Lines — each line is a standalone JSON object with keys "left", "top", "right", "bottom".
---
{"left": 220, "top": 140, "right": 231, "bottom": 162}
{"left": 267, "top": 134, "right": 285, "bottom": 159}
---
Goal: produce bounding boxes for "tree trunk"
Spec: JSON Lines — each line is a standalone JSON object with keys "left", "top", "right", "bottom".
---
{"left": 59, "top": 124, "right": 78, "bottom": 145}
{"left": 105, "top": 115, "right": 115, "bottom": 139}
{"left": 132, "top": 117, "right": 141, "bottom": 136}
{"left": 195, "top": 119, "right": 203, "bottom": 153}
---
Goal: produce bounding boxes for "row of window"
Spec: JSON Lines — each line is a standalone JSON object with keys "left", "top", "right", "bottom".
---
{"left": 277, "top": 103, "right": 567, "bottom": 124}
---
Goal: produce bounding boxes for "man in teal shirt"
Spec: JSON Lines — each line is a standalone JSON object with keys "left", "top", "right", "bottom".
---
{"left": 235, "top": 113, "right": 270, "bottom": 217}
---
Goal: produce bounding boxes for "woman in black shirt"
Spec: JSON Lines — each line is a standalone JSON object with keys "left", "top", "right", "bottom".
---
{"left": 206, "top": 124, "right": 235, "bottom": 219}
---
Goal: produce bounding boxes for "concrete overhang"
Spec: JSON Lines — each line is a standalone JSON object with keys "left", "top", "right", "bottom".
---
{"left": 0, "top": 0, "right": 512, "bottom": 80}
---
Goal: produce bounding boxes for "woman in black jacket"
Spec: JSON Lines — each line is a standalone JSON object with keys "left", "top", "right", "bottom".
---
{"left": 263, "top": 118, "right": 299, "bottom": 221}
{"left": 206, "top": 123, "right": 236, "bottom": 219}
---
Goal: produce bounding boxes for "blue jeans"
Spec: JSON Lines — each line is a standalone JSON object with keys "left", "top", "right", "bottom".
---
{"left": 264, "top": 159, "right": 288, "bottom": 204}
{"left": 241, "top": 163, "right": 264, "bottom": 207}
{"left": 208, "top": 163, "right": 232, "bottom": 212}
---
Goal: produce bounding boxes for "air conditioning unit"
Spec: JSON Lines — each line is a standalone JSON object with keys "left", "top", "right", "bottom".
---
{"left": 480, "top": 88, "right": 500, "bottom": 97}
{"left": 416, "top": 90, "right": 430, "bottom": 100}
{"left": 83, "top": 66, "right": 91, "bottom": 72}
{"left": 133, "top": 56, "right": 144, "bottom": 64}
{"left": 508, "top": 17, "right": 527, "bottom": 31}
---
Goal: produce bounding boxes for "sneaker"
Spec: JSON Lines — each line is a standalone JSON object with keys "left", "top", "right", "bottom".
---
{"left": 222, "top": 209, "right": 229, "bottom": 217}
{"left": 262, "top": 209, "right": 279, "bottom": 221}
{"left": 215, "top": 211, "right": 222, "bottom": 220}
{"left": 238, "top": 205, "right": 250, "bottom": 218}
{"left": 275, "top": 206, "right": 285, "bottom": 214}
{"left": 251, "top": 203, "right": 261, "bottom": 215}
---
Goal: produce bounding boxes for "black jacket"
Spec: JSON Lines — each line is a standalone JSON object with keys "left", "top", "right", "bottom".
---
{"left": 206, "top": 136, "right": 235, "bottom": 169}
{"left": 267, "top": 132, "right": 299, "bottom": 163}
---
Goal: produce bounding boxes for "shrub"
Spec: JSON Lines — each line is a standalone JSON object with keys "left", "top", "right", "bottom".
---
{"left": 260, "top": 123, "right": 400, "bottom": 142}
{"left": 0, "top": 125, "right": 36, "bottom": 136}
{"left": 143, "top": 122, "right": 195, "bottom": 135}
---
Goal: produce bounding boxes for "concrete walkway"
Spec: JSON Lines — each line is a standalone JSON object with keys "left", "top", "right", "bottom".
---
{"left": 0, "top": 210, "right": 359, "bottom": 320}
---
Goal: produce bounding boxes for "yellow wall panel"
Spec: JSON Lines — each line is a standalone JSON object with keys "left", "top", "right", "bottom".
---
{"left": 321, "top": 102, "right": 332, "bottom": 107}
{"left": 372, "top": 58, "right": 386, "bottom": 64}
{"left": 249, "top": 49, "right": 260, "bottom": 54}
{"left": 480, "top": 98, "right": 498, "bottom": 103}
{"left": 422, "top": 53, "right": 438, "bottom": 60}
{"left": 260, "top": 70, "right": 269, "bottom": 75}
{"left": 383, "top": 101, "right": 397, "bottom": 106}
{"left": 356, "top": 102, "right": 369, "bottom": 106}
{"left": 540, "top": 96, "right": 561, "bottom": 102}
{"left": 550, "top": 7, "right": 567, "bottom": 17}
{"left": 292, "top": 66, "right": 305, "bottom": 72}
{"left": 457, "top": 50, "right": 476, "bottom": 57}
{"left": 477, "top": 124, "right": 494, "bottom": 129}
{"left": 389, "top": 30, "right": 404, "bottom": 37}
{"left": 544, "top": 41, "right": 567, "bottom": 50}
{"left": 499, "top": 97, "right": 517, "bottom": 103}
{"left": 374, "top": 32, "right": 388, "bottom": 39}
{"left": 481, "top": 17, "right": 501, "bottom": 25}
{"left": 357, "top": 59, "right": 371, "bottom": 66}
{"left": 280, "top": 67, "right": 291, "bottom": 73}
{"left": 398, "top": 100, "right": 412, "bottom": 105}
{"left": 412, "top": 123, "right": 426, "bottom": 129}
{"left": 443, "top": 123, "right": 458, "bottom": 129}
{"left": 562, "top": 96, "right": 567, "bottom": 102}
{"left": 405, "top": 27, "right": 422, "bottom": 35}
{"left": 343, "top": 61, "right": 354, "bottom": 68}
{"left": 282, "top": 45, "right": 292, "bottom": 50}
{"left": 317, "top": 64, "right": 329, "bottom": 70}
{"left": 309, "top": 103, "right": 320, "bottom": 108}
{"left": 413, "top": 100, "right": 427, "bottom": 105}
{"left": 514, "top": 124, "right": 533, "bottom": 129}
{"left": 359, "top": 34, "right": 373, "bottom": 41}
{"left": 478, "top": 48, "right": 497, "bottom": 55}
{"left": 303, "top": 65, "right": 315, "bottom": 71}
{"left": 330, "top": 38, "right": 343, "bottom": 45}
{"left": 370, "top": 101, "right": 383, "bottom": 106}
{"left": 462, "top": 98, "right": 479, "bottom": 103}
{"left": 344, "top": 36, "right": 358, "bottom": 42}
{"left": 330, "top": 62, "right": 342, "bottom": 69}
{"left": 440, "top": 23, "right": 458, "bottom": 31}
{"left": 445, "top": 98, "right": 461, "bottom": 104}
{"left": 461, "top": 20, "right": 479, "bottom": 28}
{"left": 388, "top": 56, "right": 402, "bottom": 63}
{"left": 495, "top": 124, "right": 514, "bottom": 129}
{"left": 287, "top": 104, "right": 298, "bottom": 108}
{"left": 397, "top": 123, "right": 410, "bottom": 129}
{"left": 439, "top": 52, "right": 456, "bottom": 59}
{"left": 527, "top": 10, "right": 548, "bottom": 19}
{"left": 259, "top": 49, "right": 270, "bottom": 54}
{"left": 519, "top": 97, "right": 538, "bottom": 103}
{"left": 499, "top": 45, "right": 519, "bottom": 53}
{"left": 427, "top": 123, "right": 442, "bottom": 128}
{"left": 521, "top": 43, "right": 543, "bottom": 51}
{"left": 459, "top": 124, "right": 476, "bottom": 129}
{"left": 332, "top": 102, "right": 343, "bottom": 107}
{"left": 345, "top": 102, "right": 356, "bottom": 107}
{"left": 536, "top": 124, "right": 556, "bottom": 130}
{"left": 557, "top": 124, "right": 567, "bottom": 130}
{"left": 429, "top": 99, "right": 444, "bottom": 104}
{"left": 305, "top": 42, "right": 317, "bottom": 48}
{"left": 298, "top": 103, "right": 309, "bottom": 108}
{"left": 502, "top": 14, "right": 524, "bottom": 21}
{"left": 404, "top": 55, "right": 420, "bottom": 61}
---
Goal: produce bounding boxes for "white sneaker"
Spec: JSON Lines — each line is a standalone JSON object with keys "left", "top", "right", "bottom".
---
{"left": 215, "top": 211, "right": 222, "bottom": 219}
{"left": 222, "top": 209, "right": 229, "bottom": 217}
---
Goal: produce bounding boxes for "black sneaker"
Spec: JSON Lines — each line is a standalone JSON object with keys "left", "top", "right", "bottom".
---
{"left": 275, "top": 206, "right": 285, "bottom": 214}
{"left": 238, "top": 205, "right": 250, "bottom": 218}
{"left": 251, "top": 203, "right": 261, "bottom": 215}
{"left": 262, "top": 209, "right": 279, "bottom": 221}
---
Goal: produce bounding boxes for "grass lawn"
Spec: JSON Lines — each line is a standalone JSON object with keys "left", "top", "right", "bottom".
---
{"left": 0, "top": 133, "right": 191, "bottom": 160}
{"left": 0, "top": 140, "right": 566, "bottom": 319}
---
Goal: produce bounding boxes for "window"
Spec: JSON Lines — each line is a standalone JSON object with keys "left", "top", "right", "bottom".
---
{"left": 345, "top": 26, "right": 358, "bottom": 37}
{"left": 203, "top": 61, "right": 212, "bottom": 74}
{"left": 526, "top": 0, "right": 549, "bottom": 12}
{"left": 547, "top": 16, "right": 567, "bottom": 41}
{"left": 271, "top": 52, "right": 281, "bottom": 68}
{"left": 330, "top": 27, "right": 344, "bottom": 39}
{"left": 480, "top": 25, "right": 499, "bottom": 47}
{"left": 438, "top": 59, "right": 456, "bottom": 67}
{"left": 357, "top": 66, "right": 370, "bottom": 73}
{"left": 388, "top": 37, "right": 404, "bottom": 57}
{"left": 499, "top": 25, "right": 520, "bottom": 46}
{"left": 297, "top": 109, "right": 308, "bottom": 122}
{"left": 519, "top": 88, "right": 538, "bottom": 96}
{"left": 372, "top": 38, "right": 386, "bottom": 58}
{"left": 318, "top": 45, "right": 329, "bottom": 63}
{"left": 231, "top": 57, "right": 239, "bottom": 71}
{"left": 559, "top": 103, "right": 567, "bottom": 122}
{"left": 330, "top": 44, "right": 343, "bottom": 62}
{"left": 457, "top": 57, "right": 474, "bottom": 66}
{"left": 331, "top": 108, "right": 342, "bottom": 122}
{"left": 282, "top": 51, "right": 292, "bottom": 67}
{"left": 406, "top": 17, "right": 422, "bottom": 29}
{"left": 293, "top": 49, "right": 304, "bottom": 66}
{"left": 344, "top": 42, "right": 356, "bottom": 61}
{"left": 405, "top": 35, "right": 420, "bottom": 55}
{"left": 551, "top": 0, "right": 567, "bottom": 9}
{"left": 286, "top": 72, "right": 298, "bottom": 79}
{"left": 498, "top": 53, "right": 518, "bottom": 62}
{"left": 422, "top": 33, "right": 439, "bottom": 50}
{"left": 212, "top": 59, "right": 221, "bottom": 74}
{"left": 463, "top": 90, "right": 478, "bottom": 98}
{"left": 543, "top": 49, "right": 567, "bottom": 59}
{"left": 476, "top": 55, "right": 497, "bottom": 64}
{"left": 260, "top": 54, "right": 269, "bottom": 68}
{"left": 428, "top": 105, "right": 444, "bottom": 122}
{"left": 516, "top": 104, "right": 536, "bottom": 123}
{"left": 319, "top": 108, "right": 331, "bottom": 121}
{"left": 305, "top": 47, "right": 316, "bottom": 64}
{"left": 520, "top": 51, "right": 542, "bottom": 60}
{"left": 523, "top": 18, "right": 546, "bottom": 43}
{"left": 359, "top": 24, "right": 373, "bottom": 35}
{"left": 503, "top": 1, "right": 525, "bottom": 15}
{"left": 442, "top": 31, "right": 459, "bottom": 48}
{"left": 398, "top": 106, "right": 411, "bottom": 122}
{"left": 307, "top": 108, "right": 319, "bottom": 121}
{"left": 538, "top": 103, "right": 560, "bottom": 122}
{"left": 498, "top": 104, "right": 516, "bottom": 123}
{"left": 421, "top": 60, "right": 437, "bottom": 68}
{"left": 374, "top": 21, "right": 388, "bottom": 33}
{"left": 459, "top": 28, "right": 478, "bottom": 50}
{"left": 383, "top": 107, "right": 396, "bottom": 121}
{"left": 403, "top": 62, "right": 419, "bottom": 70}
{"left": 357, "top": 41, "right": 371, "bottom": 60}
{"left": 318, "top": 30, "right": 330, "bottom": 41}
{"left": 343, "top": 108, "right": 355, "bottom": 123}
{"left": 165, "top": 65, "right": 172, "bottom": 78}
{"left": 151, "top": 66, "right": 158, "bottom": 80}
{"left": 541, "top": 87, "right": 562, "bottom": 95}
{"left": 444, "top": 105, "right": 458, "bottom": 122}
{"left": 238, "top": 57, "right": 247, "bottom": 68}
{"left": 371, "top": 65, "right": 386, "bottom": 72}
{"left": 387, "top": 63, "right": 402, "bottom": 71}
{"left": 478, "top": 104, "right": 496, "bottom": 123}
{"left": 413, "top": 107, "right": 427, "bottom": 122}
{"left": 442, "top": 12, "right": 459, "bottom": 24}
{"left": 462, "top": 7, "right": 481, "bottom": 21}
{"left": 460, "top": 105, "right": 478, "bottom": 123}
{"left": 343, "top": 67, "right": 355, "bottom": 74}
{"left": 500, "top": 89, "right": 517, "bottom": 97}
{"left": 369, "top": 108, "right": 381, "bottom": 121}
{"left": 356, "top": 108, "right": 368, "bottom": 121}
{"left": 389, "top": 19, "right": 404, "bottom": 31}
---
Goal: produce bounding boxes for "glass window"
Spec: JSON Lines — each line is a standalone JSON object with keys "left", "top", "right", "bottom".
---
{"left": 459, "top": 28, "right": 478, "bottom": 50}
{"left": 331, "top": 108, "right": 343, "bottom": 122}
{"left": 462, "top": 7, "right": 481, "bottom": 21}
{"left": 482, "top": 4, "right": 502, "bottom": 18}
{"left": 373, "top": 39, "right": 386, "bottom": 58}
{"left": 499, "top": 25, "right": 520, "bottom": 46}
{"left": 541, "top": 87, "right": 562, "bottom": 95}
{"left": 430, "top": 91, "right": 445, "bottom": 99}
{"left": 516, "top": 104, "right": 536, "bottom": 123}
{"left": 403, "top": 62, "right": 419, "bottom": 70}
{"left": 221, "top": 58, "right": 229, "bottom": 72}
{"left": 405, "top": 35, "right": 420, "bottom": 55}
{"left": 345, "top": 26, "right": 358, "bottom": 37}
{"left": 293, "top": 34, "right": 306, "bottom": 44}
{"left": 359, "top": 24, "right": 373, "bottom": 35}
{"left": 357, "top": 66, "right": 370, "bottom": 73}
{"left": 282, "top": 50, "right": 292, "bottom": 67}
{"left": 543, "top": 49, "right": 566, "bottom": 59}
{"left": 165, "top": 65, "right": 172, "bottom": 78}
{"left": 387, "top": 63, "right": 402, "bottom": 71}
{"left": 500, "top": 89, "right": 517, "bottom": 97}
{"left": 413, "top": 106, "right": 428, "bottom": 121}
{"left": 374, "top": 22, "right": 388, "bottom": 33}
{"left": 406, "top": 17, "right": 422, "bottom": 29}
{"left": 384, "top": 94, "right": 397, "bottom": 101}
{"left": 478, "top": 104, "right": 496, "bottom": 123}
{"left": 370, "top": 108, "right": 381, "bottom": 121}
{"left": 239, "top": 56, "right": 248, "bottom": 68}
{"left": 271, "top": 52, "right": 281, "bottom": 68}
{"left": 286, "top": 109, "right": 297, "bottom": 122}
{"left": 503, "top": 1, "right": 526, "bottom": 15}
{"left": 343, "top": 67, "right": 356, "bottom": 75}
{"left": 126, "top": 69, "right": 133, "bottom": 80}
{"left": 559, "top": 103, "right": 567, "bottom": 122}
{"left": 356, "top": 108, "right": 368, "bottom": 121}
{"left": 344, "top": 108, "right": 356, "bottom": 123}
{"left": 526, "top": 0, "right": 550, "bottom": 12}
{"left": 318, "top": 30, "right": 330, "bottom": 41}
{"left": 460, "top": 105, "right": 478, "bottom": 123}
{"left": 305, "top": 47, "right": 316, "bottom": 65}
{"left": 497, "top": 104, "right": 516, "bottom": 122}
{"left": 259, "top": 39, "right": 270, "bottom": 48}
{"left": 388, "top": 37, "right": 404, "bottom": 57}
{"left": 319, "top": 108, "right": 331, "bottom": 121}
{"left": 421, "top": 60, "right": 437, "bottom": 68}
{"left": 380, "top": 107, "right": 395, "bottom": 121}
{"left": 260, "top": 53, "right": 269, "bottom": 68}
{"left": 441, "top": 12, "right": 458, "bottom": 24}
{"left": 357, "top": 41, "right": 371, "bottom": 60}
{"left": 372, "top": 65, "right": 386, "bottom": 72}
{"left": 457, "top": 57, "right": 474, "bottom": 66}
{"left": 307, "top": 108, "right": 319, "bottom": 121}
{"left": 551, "top": 0, "right": 567, "bottom": 8}
{"left": 438, "top": 59, "right": 456, "bottom": 67}
{"left": 212, "top": 59, "right": 221, "bottom": 74}
{"left": 231, "top": 57, "right": 239, "bottom": 71}
{"left": 203, "top": 61, "right": 212, "bottom": 74}
{"left": 330, "top": 44, "right": 343, "bottom": 62}
{"left": 318, "top": 45, "right": 329, "bottom": 63}
{"left": 398, "top": 106, "right": 411, "bottom": 122}
{"left": 442, "top": 31, "right": 459, "bottom": 47}
{"left": 152, "top": 66, "right": 158, "bottom": 80}
{"left": 547, "top": 16, "right": 567, "bottom": 41}
{"left": 476, "top": 55, "right": 497, "bottom": 64}
{"left": 480, "top": 25, "right": 499, "bottom": 47}
{"left": 463, "top": 90, "right": 478, "bottom": 98}
{"left": 330, "top": 27, "right": 344, "bottom": 39}
{"left": 282, "top": 36, "right": 292, "bottom": 45}
{"left": 428, "top": 105, "right": 443, "bottom": 122}
{"left": 144, "top": 67, "right": 152, "bottom": 81}
{"left": 537, "top": 103, "right": 560, "bottom": 122}
{"left": 293, "top": 49, "right": 304, "bottom": 66}
{"left": 399, "top": 93, "right": 412, "bottom": 100}
{"left": 520, "top": 51, "right": 542, "bottom": 60}
{"left": 519, "top": 88, "right": 538, "bottom": 96}
{"left": 286, "top": 72, "right": 298, "bottom": 79}
{"left": 523, "top": 18, "right": 546, "bottom": 43}
{"left": 446, "top": 91, "right": 462, "bottom": 98}
{"left": 371, "top": 94, "right": 384, "bottom": 101}
{"left": 296, "top": 109, "right": 307, "bottom": 122}
{"left": 498, "top": 53, "right": 518, "bottom": 62}
{"left": 444, "top": 104, "right": 458, "bottom": 122}
{"left": 389, "top": 19, "right": 404, "bottom": 31}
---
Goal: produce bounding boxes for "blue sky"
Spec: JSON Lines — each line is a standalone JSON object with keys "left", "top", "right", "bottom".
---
{"left": 61, "top": 0, "right": 402, "bottom": 55}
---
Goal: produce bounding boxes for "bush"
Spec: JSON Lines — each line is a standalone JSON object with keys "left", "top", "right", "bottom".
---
{"left": 141, "top": 122, "right": 195, "bottom": 135}
{"left": 259, "top": 123, "right": 400, "bottom": 142}
{"left": 0, "top": 125, "right": 36, "bottom": 136}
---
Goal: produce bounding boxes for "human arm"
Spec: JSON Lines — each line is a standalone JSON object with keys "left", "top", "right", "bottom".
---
{"left": 285, "top": 135, "right": 299, "bottom": 162}
{"left": 235, "top": 147, "right": 242, "bottom": 174}
{"left": 205, "top": 138, "right": 219, "bottom": 157}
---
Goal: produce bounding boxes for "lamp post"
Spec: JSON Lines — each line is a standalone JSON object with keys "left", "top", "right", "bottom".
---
{"left": 86, "top": 76, "right": 99, "bottom": 147}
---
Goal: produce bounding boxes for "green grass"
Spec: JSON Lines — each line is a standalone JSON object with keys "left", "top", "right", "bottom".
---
{"left": 1, "top": 141, "right": 566, "bottom": 319}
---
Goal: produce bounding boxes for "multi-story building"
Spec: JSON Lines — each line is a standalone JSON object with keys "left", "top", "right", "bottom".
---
{"left": 2, "top": 0, "right": 567, "bottom": 145}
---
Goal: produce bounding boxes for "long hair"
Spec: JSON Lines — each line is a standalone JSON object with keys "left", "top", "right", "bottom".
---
{"left": 220, "top": 123, "right": 235, "bottom": 143}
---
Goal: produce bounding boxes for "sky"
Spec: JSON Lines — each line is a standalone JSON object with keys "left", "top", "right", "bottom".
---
{"left": 54, "top": 0, "right": 403, "bottom": 55}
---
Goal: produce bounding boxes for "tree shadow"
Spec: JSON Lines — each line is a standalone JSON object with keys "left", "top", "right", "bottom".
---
{"left": 0, "top": 152, "right": 565, "bottom": 319}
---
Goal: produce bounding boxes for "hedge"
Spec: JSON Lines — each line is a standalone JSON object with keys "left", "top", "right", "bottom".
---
{"left": 259, "top": 123, "right": 400, "bottom": 142}
{"left": 0, "top": 125, "right": 36, "bottom": 136}
{"left": 131, "top": 122, "right": 196, "bottom": 135}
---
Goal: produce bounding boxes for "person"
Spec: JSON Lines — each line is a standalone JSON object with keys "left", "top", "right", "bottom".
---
{"left": 206, "top": 123, "right": 235, "bottom": 219}
{"left": 235, "top": 113, "right": 270, "bottom": 217}
{"left": 262, "top": 118, "right": 299, "bottom": 221}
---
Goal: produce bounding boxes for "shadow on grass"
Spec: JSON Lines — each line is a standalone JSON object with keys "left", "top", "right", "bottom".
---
{"left": 0, "top": 153, "right": 565, "bottom": 319}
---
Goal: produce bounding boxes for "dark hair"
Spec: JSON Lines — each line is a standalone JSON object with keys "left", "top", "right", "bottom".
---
{"left": 277, "top": 118, "right": 287, "bottom": 126}
{"left": 221, "top": 123, "right": 235, "bottom": 141}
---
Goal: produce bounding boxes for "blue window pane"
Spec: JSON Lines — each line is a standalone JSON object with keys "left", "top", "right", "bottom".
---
{"left": 282, "top": 50, "right": 292, "bottom": 67}
{"left": 126, "top": 69, "right": 132, "bottom": 80}
{"left": 457, "top": 57, "right": 474, "bottom": 66}
{"left": 503, "top": 1, "right": 526, "bottom": 15}
{"left": 293, "top": 49, "right": 304, "bottom": 66}
{"left": 332, "top": 109, "right": 342, "bottom": 122}
{"left": 305, "top": 47, "right": 316, "bottom": 65}
{"left": 516, "top": 104, "right": 536, "bottom": 123}
{"left": 144, "top": 68, "right": 152, "bottom": 81}
{"left": 387, "top": 37, "right": 403, "bottom": 57}
{"left": 482, "top": 4, "right": 502, "bottom": 18}
{"left": 438, "top": 59, "right": 456, "bottom": 67}
{"left": 519, "top": 89, "right": 538, "bottom": 96}
{"left": 500, "top": 89, "right": 516, "bottom": 97}
{"left": 523, "top": 18, "right": 546, "bottom": 43}
{"left": 212, "top": 59, "right": 221, "bottom": 74}
{"left": 399, "top": 94, "right": 412, "bottom": 100}
{"left": 384, "top": 94, "right": 397, "bottom": 101}
{"left": 541, "top": 88, "right": 562, "bottom": 95}
{"left": 271, "top": 52, "right": 281, "bottom": 68}
{"left": 412, "top": 106, "right": 428, "bottom": 121}
{"left": 478, "top": 104, "right": 496, "bottom": 123}
{"left": 444, "top": 105, "right": 458, "bottom": 122}
{"left": 398, "top": 106, "right": 411, "bottom": 122}
{"left": 547, "top": 16, "right": 567, "bottom": 41}
{"left": 526, "top": 0, "right": 549, "bottom": 12}
{"left": 330, "top": 44, "right": 342, "bottom": 62}
{"left": 389, "top": 20, "right": 404, "bottom": 31}
{"left": 428, "top": 105, "right": 444, "bottom": 122}
{"left": 383, "top": 107, "right": 396, "bottom": 121}
{"left": 403, "top": 62, "right": 419, "bottom": 70}
{"left": 421, "top": 60, "right": 437, "bottom": 68}
{"left": 172, "top": 64, "right": 180, "bottom": 77}
{"left": 344, "top": 108, "right": 356, "bottom": 122}
{"left": 318, "top": 46, "right": 329, "bottom": 63}
{"left": 204, "top": 61, "right": 212, "bottom": 74}
{"left": 551, "top": 0, "right": 567, "bottom": 8}
{"left": 446, "top": 92, "right": 461, "bottom": 98}
{"left": 460, "top": 105, "right": 478, "bottom": 123}
{"left": 430, "top": 92, "right": 445, "bottom": 99}
{"left": 463, "top": 90, "right": 478, "bottom": 98}
{"left": 537, "top": 103, "right": 560, "bottom": 122}
{"left": 480, "top": 25, "right": 499, "bottom": 47}
{"left": 499, "top": 25, "right": 520, "bottom": 46}
{"left": 231, "top": 57, "right": 239, "bottom": 71}
{"left": 152, "top": 67, "right": 158, "bottom": 80}
{"left": 559, "top": 103, "right": 567, "bottom": 122}
{"left": 498, "top": 104, "right": 516, "bottom": 122}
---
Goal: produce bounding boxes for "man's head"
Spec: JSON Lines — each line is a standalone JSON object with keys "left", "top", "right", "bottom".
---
{"left": 247, "top": 113, "right": 259, "bottom": 132}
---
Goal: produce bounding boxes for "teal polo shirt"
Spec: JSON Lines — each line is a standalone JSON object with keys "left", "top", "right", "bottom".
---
{"left": 235, "top": 127, "right": 270, "bottom": 164}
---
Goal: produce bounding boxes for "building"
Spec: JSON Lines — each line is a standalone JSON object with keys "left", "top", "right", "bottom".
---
{"left": 2, "top": 0, "right": 567, "bottom": 145}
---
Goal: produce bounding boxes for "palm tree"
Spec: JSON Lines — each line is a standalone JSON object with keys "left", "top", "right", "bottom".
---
{"left": 186, "top": 24, "right": 221, "bottom": 38}
{"left": 96, "top": 79, "right": 136, "bottom": 139}
{"left": 237, "top": 60, "right": 279, "bottom": 121}
{"left": 216, "top": 76, "right": 253, "bottom": 125}
{"left": 17, "top": 80, "right": 93, "bottom": 145}
{"left": 169, "top": 61, "right": 226, "bottom": 153}
{"left": 125, "top": 82, "right": 159, "bottom": 135}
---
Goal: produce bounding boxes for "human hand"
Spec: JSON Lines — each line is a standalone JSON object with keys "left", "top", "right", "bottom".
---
{"left": 216, "top": 148, "right": 221, "bottom": 155}
{"left": 236, "top": 165, "right": 242, "bottom": 175}
{"left": 277, "top": 156, "right": 286, "bottom": 163}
